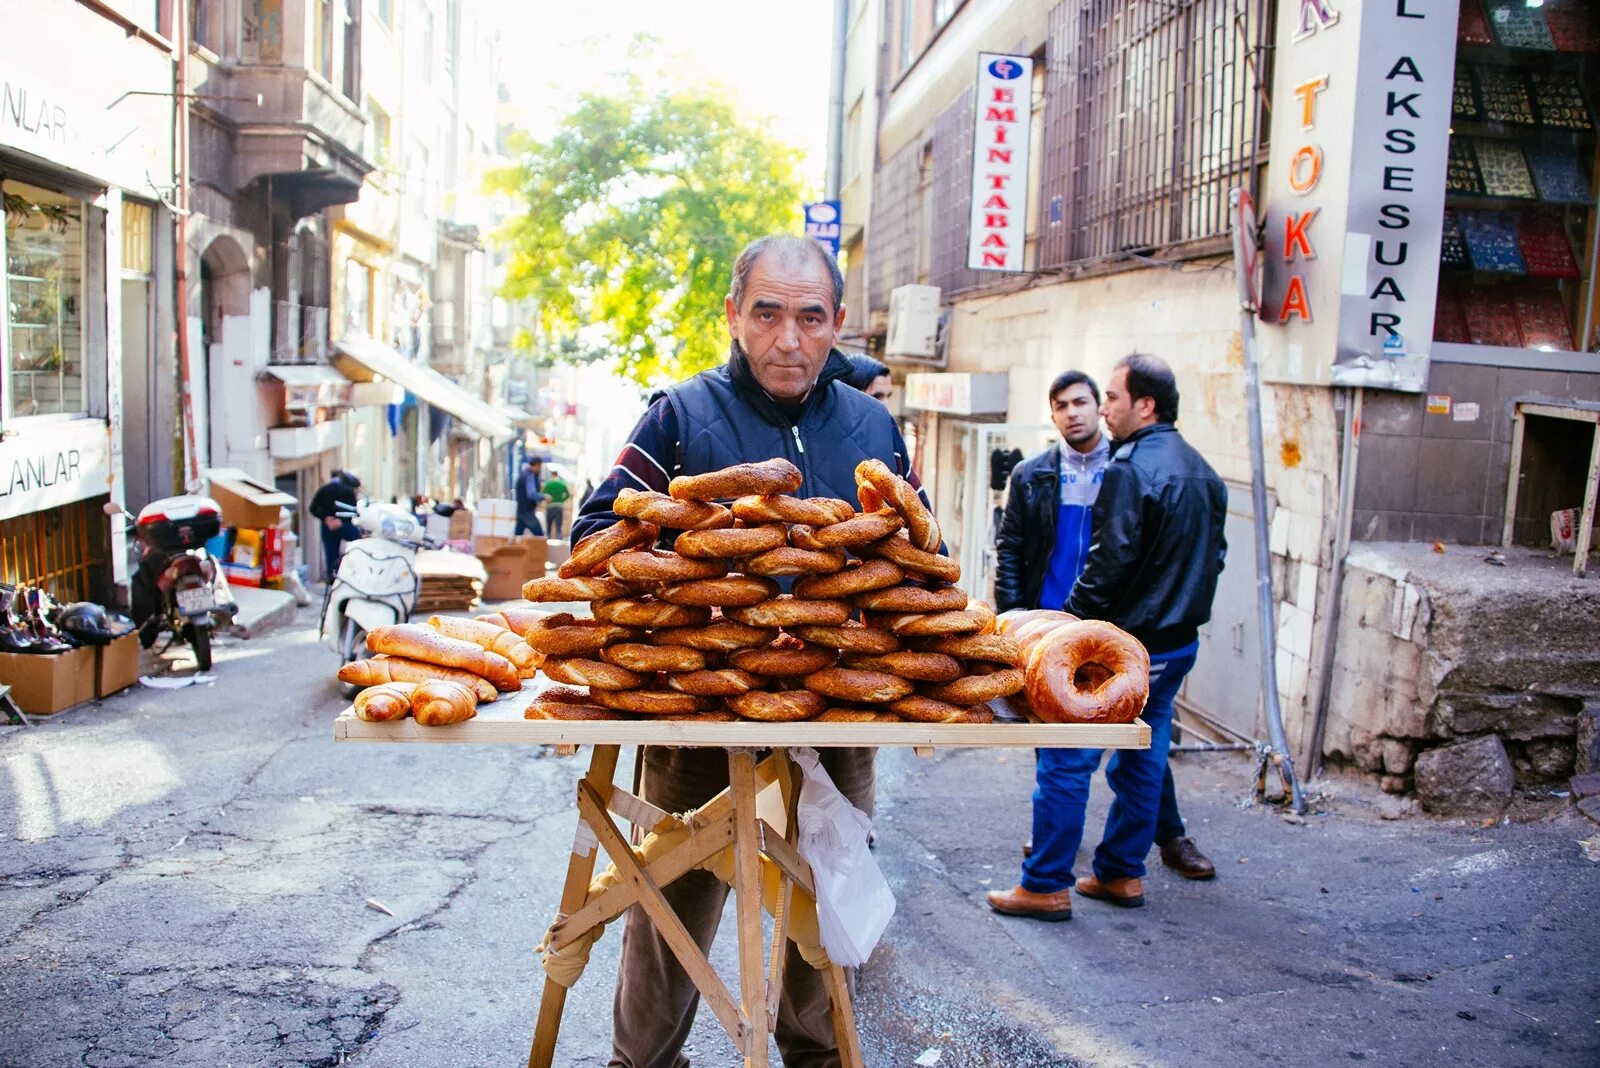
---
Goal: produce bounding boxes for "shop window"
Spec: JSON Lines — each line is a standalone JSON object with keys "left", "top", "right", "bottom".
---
{"left": 1433, "top": 5, "right": 1600, "bottom": 359}
{"left": 241, "top": 0, "right": 284, "bottom": 64}
{"left": 3, "top": 181, "right": 87, "bottom": 420}
{"left": 343, "top": 259, "right": 374, "bottom": 338}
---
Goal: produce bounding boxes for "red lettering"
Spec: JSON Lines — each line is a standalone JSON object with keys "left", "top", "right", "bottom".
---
{"left": 991, "top": 88, "right": 1015, "bottom": 103}
{"left": 993, "top": 125, "right": 1009, "bottom": 144}
{"left": 1277, "top": 276, "right": 1313, "bottom": 322}
{"left": 983, "top": 194, "right": 1010, "bottom": 209}
{"left": 987, "top": 175, "right": 1011, "bottom": 190}
{"left": 984, "top": 213, "right": 1008, "bottom": 228}
{"left": 987, "top": 148, "right": 1013, "bottom": 164}
{"left": 985, "top": 107, "right": 1018, "bottom": 123}
{"left": 981, "top": 233, "right": 1007, "bottom": 248}
{"left": 1284, "top": 209, "right": 1318, "bottom": 260}
{"left": 982, "top": 252, "right": 1007, "bottom": 267}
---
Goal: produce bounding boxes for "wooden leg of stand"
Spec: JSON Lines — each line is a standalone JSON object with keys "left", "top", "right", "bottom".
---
{"left": 765, "top": 749, "right": 800, "bottom": 1026}
{"left": 823, "top": 963, "right": 866, "bottom": 1068}
{"left": 528, "top": 744, "right": 620, "bottom": 1068}
{"left": 728, "top": 748, "right": 769, "bottom": 1067}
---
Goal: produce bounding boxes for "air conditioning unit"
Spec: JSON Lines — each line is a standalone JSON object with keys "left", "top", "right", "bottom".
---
{"left": 886, "top": 284, "right": 942, "bottom": 363}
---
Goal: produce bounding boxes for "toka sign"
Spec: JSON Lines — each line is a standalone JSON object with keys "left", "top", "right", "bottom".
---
{"left": 0, "top": 418, "right": 112, "bottom": 520}
{"left": 967, "top": 53, "right": 1033, "bottom": 272}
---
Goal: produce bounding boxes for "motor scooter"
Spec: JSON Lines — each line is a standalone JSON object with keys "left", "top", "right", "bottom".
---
{"left": 107, "top": 496, "right": 237, "bottom": 671}
{"left": 321, "top": 500, "right": 429, "bottom": 695}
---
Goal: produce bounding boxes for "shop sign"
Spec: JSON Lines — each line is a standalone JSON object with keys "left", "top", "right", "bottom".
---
{"left": 966, "top": 53, "right": 1033, "bottom": 272}
{"left": 804, "top": 201, "right": 842, "bottom": 255}
{"left": 0, "top": 419, "right": 112, "bottom": 521}
{"left": 1257, "top": 0, "right": 1458, "bottom": 393}
{"left": 903, "top": 372, "right": 1009, "bottom": 416}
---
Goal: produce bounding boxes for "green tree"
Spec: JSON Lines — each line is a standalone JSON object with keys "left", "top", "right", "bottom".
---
{"left": 491, "top": 72, "right": 808, "bottom": 387}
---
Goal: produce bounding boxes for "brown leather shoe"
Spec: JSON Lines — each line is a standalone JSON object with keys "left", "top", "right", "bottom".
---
{"left": 1159, "top": 836, "right": 1216, "bottom": 880}
{"left": 986, "top": 884, "right": 1072, "bottom": 922}
{"left": 1074, "top": 874, "right": 1145, "bottom": 908}
{"left": 1021, "top": 840, "right": 1032, "bottom": 858}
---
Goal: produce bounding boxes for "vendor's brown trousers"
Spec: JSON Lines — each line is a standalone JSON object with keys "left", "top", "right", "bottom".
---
{"left": 609, "top": 745, "right": 877, "bottom": 1068}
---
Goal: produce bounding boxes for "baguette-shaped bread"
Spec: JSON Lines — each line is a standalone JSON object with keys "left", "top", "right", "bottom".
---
{"left": 428, "top": 615, "right": 539, "bottom": 669}
{"left": 337, "top": 655, "right": 497, "bottom": 703}
{"left": 411, "top": 679, "right": 479, "bottom": 726}
{"left": 354, "top": 682, "right": 417, "bottom": 722}
{"left": 474, "top": 607, "right": 551, "bottom": 638}
{"left": 367, "top": 623, "right": 521, "bottom": 692}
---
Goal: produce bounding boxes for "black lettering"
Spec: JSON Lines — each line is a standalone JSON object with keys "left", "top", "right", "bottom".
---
{"left": 1375, "top": 241, "right": 1408, "bottom": 266}
{"left": 1371, "top": 312, "right": 1402, "bottom": 337}
{"left": 1383, "top": 166, "right": 1415, "bottom": 191}
{"left": 2, "top": 83, "right": 22, "bottom": 128}
{"left": 1379, "top": 203, "right": 1411, "bottom": 229}
{"left": 1385, "top": 91, "right": 1421, "bottom": 118}
{"left": 51, "top": 105, "right": 64, "bottom": 140}
{"left": 27, "top": 455, "right": 45, "bottom": 488}
{"left": 67, "top": 449, "right": 81, "bottom": 480}
{"left": 1395, "top": 1, "right": 1424, "bottom": 18}
{"left": 1384, "top": 128, "right": 1416, "bottom": 154}
{"left": 1370, "top": 277, "right": 1406, "bottom": 300}
{"left": 1387, "top": 56, "right": 1423, "bottom": 80}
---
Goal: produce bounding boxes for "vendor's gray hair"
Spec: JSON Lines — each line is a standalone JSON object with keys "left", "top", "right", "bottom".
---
{"left": 729, "top": 235, "right": 844, "bottom": 315}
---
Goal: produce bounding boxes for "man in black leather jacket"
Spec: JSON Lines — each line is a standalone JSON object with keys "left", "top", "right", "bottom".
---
{"left": 990, "top": 354, "right": 1226, "bottom": 921}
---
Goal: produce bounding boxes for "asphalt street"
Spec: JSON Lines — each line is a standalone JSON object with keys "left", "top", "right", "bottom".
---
{"left": 2, "top": 605, "right": 1596, "bottom": 1067}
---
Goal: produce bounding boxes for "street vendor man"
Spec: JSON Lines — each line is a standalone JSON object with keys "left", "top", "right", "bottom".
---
{"left": 572, "top": 233, "right": 932, "bottom": 1068}
{"left": 989, "top": 354, "right": 1227, "bottom": 921}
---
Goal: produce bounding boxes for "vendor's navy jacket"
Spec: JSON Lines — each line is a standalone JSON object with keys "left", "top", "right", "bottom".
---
{"left": 1065, "top": 422, "right": 1227, "bottom": 655}
{"left": 573, "top": 346, "right": 928, "bottom": 545}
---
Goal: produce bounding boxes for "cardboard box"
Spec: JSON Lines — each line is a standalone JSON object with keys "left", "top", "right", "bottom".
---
{"left": 206, "top": 468, "right": 297, "bottom": 529}
{"left": 221, "top": 563, "right": 264, "bottom": 588}
{"left": 448, "top": 508, "right": 473, "bottom": 541}
{"left": 479, "top": 497, "right": 517, "bottom": 521}
{"left": 0, "top": 645, "right": 98, "bottom": 714}
{"left": 474, "top": 536, "right": 548, "bottom": 600}
{"left": 546, "top": 539, "right": 570, "bottom": 569}
{"left": 473, "top": 534, "right": 510, "bottom": 555}
{"left": 96, "top": 633, "right": 140, "bottom": 699}
{"left": 517, "top": 535, "right": 549, "bottom": 578}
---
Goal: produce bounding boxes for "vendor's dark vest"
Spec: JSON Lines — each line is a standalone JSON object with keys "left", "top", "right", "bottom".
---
{"left": 662, "top": 363, "right": 900, "bottom": 503}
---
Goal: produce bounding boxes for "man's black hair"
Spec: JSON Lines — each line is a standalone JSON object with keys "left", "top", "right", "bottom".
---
{"left": 730, "top": 235, "right": 845, "bottom": 315}
{"left": 842, "top": 354, "right": 891, "bottom": 391}
{"left": 1048, "top": 370, "right": 1099, "bottom": 406}
{"left": 1115, "top": 353, "right": 1180, "bottom": 423}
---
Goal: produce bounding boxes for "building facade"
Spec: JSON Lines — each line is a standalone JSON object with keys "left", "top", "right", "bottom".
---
{"left": 837, "top": 0, "right": 1600, "bottom": 791}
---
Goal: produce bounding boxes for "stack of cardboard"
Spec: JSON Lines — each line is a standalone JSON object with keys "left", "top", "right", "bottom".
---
{"left": 472, "top": 535, "right": 549, "bottom": 600}
{"left": 413, "top": 549, "right": 488, "bottom": 613}
{"left": 0, "top": 632, "right": 142, "bottom": 715}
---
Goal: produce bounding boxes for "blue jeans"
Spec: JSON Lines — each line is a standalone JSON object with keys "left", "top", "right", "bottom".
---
{"left": 1021, "top": 644, "right": 1198, "bottom": 892}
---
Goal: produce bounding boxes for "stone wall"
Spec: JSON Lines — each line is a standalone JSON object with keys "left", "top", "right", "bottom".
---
{"left": 1323, "top": 542, "right": 1600, "bottom": 805}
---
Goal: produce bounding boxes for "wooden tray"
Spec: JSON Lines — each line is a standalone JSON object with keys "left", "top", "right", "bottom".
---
{"left": 333, "top": 681, "right": 1150, "bottom": 750}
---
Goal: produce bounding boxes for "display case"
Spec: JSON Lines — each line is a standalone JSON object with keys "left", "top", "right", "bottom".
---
{"left": 1434, "top": 0, "right": 1600, "bottom": 359}
{"left": 3, "top": 181, "right": 85, "bottom": 419}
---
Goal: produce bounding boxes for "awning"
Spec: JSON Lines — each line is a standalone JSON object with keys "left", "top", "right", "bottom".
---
{"left": 260, "top": 365, "right": 353, "bottom": 411}
{"left": 499, "top": 404, "right": 539, "bottom": 429}
{"left": 333, "top": 336, "right": 514, "bottom": 440}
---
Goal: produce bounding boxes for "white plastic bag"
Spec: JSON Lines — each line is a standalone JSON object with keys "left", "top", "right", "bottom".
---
{"left": 789, "top": 746, "right": 896, "bottom": 966}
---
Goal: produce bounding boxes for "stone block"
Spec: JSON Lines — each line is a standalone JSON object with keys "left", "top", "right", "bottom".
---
{"left": 1568, "top": 772, "right": 1600, "bottom": 800}
{"left": 1435, "top": 692, "right": 1579, "bottom": 740}
{"left": 1577, "top": 796, "right": 1600, "bottom": 825}
{"left": 1511, "top": 739, "right": 1575, "bottom": 784}
{"left": 1382, "top": 737, "right": 1414, "bottom": 774}
{"left": 1577, "top": 702, "right": 1600, "bottom": 776}
{"left": 1380, "top": 774, "right": 1408, "bottom": 794}
{"left": 1414, "top": 735, "right": 1515, "bottom": 816}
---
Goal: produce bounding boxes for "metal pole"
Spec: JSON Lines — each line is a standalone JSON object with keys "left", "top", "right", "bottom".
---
{"left": 1305, "top": 386, "right": 1361, "bottom": 779}
{"left": 1228, "top": 188, "right": 1305, "bottom": 813}
{"left": 824, "top": 0, "right": 848, "bottom": 201}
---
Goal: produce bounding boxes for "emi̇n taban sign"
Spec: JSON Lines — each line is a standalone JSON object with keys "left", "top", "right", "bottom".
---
{"left": 967, "top": 53, "right": 1033, "bottom": 272}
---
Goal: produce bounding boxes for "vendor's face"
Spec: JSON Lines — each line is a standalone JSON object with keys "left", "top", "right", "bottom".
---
{"left": 726, "top": 253, "right": 845, "bottom": 403}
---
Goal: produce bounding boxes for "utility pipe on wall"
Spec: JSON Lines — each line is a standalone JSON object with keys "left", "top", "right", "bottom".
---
{"left": 1305, "top": 386, "right": 1362, "bottom": 779}
{"left": 173, "top": 0, "right": 200, "bottom": 488}
{"left": 825, "top": 0, "right": 848, "bottom": 201}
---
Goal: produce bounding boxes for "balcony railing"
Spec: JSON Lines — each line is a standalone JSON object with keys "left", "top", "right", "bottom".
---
{"left": 272, "top": 302, "right": 330, "bottom": 364}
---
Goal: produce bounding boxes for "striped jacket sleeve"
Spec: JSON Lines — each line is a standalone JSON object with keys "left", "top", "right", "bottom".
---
{"left": 570, "top": 398, "right": 679, "bottom": 545}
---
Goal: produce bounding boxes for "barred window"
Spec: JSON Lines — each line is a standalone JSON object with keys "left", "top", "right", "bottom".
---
{"left": 1039, "top": 0, "right": 1271, "bottom": 269}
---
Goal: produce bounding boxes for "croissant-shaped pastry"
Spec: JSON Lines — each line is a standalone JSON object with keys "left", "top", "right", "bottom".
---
{"left": 428, "top": 615, "right": 540, "bottom": 669}
{"left": 411, "top": 679, "right": 478, "bottom": 726}
{"left": 337, "top": 655, "right": 497, "bottom": 703}
{"left": 354, "top": 682, "right": 417, "bottom": 722}
{"left": 366, "top": 624, "right": 520, "bottom": 692}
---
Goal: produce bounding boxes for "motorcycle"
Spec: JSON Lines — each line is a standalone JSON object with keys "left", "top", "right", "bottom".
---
{"left": 321, "top": 500, "right": 429, "bottom": 695}
{"left": 107, "top": 496, "right": 237, "bottom": 672}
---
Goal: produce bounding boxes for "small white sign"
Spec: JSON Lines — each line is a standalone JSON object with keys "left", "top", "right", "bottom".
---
{"left": 0, "top": 418, "right": 112, "bottom": 520}
{"left": 966, "top": 53, "right": 1033, "bottom": 272}
{"left": 1452, "top": 401, "right": 1480, "bottom": 422}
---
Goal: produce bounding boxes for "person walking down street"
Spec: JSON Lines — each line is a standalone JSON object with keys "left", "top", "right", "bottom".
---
{"left": 541, "top": 469, "right": 570, "bottom": 540}
{"left": 513, "top": 459, "right": 545, "bottom": 536}
{"left": 988, "top": 354, "right": 1226, "bottom": 922}
{"left": 990, "top": 372, "right": 1215, "bottom": 919}
{"left": 574, "top": 234, "right": 931, "bottom": 1068}
{"left": 308, "top": 470, "right": 361, "bottom": 581}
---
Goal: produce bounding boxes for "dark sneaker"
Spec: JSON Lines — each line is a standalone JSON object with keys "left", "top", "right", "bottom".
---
{"left": 1159, "top": 836, "right": 1216, "bottom": 880}
{"left": 1074, "top": 873, "right": 1145, "bottom": 908}
{"left": 986, "top": 884, "right": 1073, "bottom": 922}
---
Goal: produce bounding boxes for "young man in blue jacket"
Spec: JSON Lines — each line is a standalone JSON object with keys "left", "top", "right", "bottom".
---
{"left": 989, "top": 354, "right": 1226, "bottom": 921}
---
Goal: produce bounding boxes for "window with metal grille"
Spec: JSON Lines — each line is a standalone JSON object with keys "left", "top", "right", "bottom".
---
{"left": 1039, "top": 0, "right": 1271, "bottom": 270}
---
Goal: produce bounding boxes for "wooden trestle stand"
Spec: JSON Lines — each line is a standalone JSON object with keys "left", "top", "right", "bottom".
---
{"left": 334, "top": 691, "right": 1150, "bottom": 1067}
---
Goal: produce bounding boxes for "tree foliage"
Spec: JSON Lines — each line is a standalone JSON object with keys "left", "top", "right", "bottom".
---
{"left": 491, "top": 70, "right": 807, "bottom": 387}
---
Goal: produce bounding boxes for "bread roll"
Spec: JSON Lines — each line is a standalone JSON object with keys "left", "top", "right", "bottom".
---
{"left": 354, "top": 682, "right": 417, "bottom": 722}
{"left": 411, "top": 679, "right": 479, "bottom": 726}
{"left": 337, "top": 655, "right": 497, "bottom": 703}
{"left": 475, "top": 607, "right": 555, "bottom": 637}
{"left": 366, "top": 623, "right": 520, "bottom": 692}
{"left": 428, "top": 615, "right": 540, "bottom": 669}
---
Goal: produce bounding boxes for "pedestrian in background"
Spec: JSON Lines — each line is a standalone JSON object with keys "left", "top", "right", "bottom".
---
{"left": 308, "top": 470, "right": 361, "bottom": 581}
{"left": 990, "top": 354, "right": 1226, "bottom": 921}
{"left": 514, "top": 459, "right": 545, "bottom": 536}
{"left": 842, "top": 353, "right": 893, "bottom": 402}
{"left": 541, "top": 469, "right": 570, "bottom": 540}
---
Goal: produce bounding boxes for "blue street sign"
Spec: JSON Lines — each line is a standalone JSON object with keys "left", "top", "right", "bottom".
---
{"left": 804, "top": 200, "right": 842, "bottom": 255}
